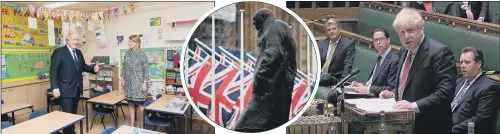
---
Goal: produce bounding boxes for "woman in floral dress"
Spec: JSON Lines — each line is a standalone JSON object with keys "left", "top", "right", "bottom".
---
{"left": 121, "top": 34, "right": 149, "bottom": 127}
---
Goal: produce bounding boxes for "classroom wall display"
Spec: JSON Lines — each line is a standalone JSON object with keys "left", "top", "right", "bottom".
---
{"left": 1, "top": 3, "right": 62, "bottom": 49}
{"left": 120, "top": 47, "right": 166, "bottom": 81}
{"left": 165, "top": 46, "right": 182, "bottom": 69}
{"left": 1, "top": 51, "right": 52, "bottom": 82}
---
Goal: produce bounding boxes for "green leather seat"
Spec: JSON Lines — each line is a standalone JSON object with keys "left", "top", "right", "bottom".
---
{"left": 356, "top": 8, "right": 500, "bottom": 71}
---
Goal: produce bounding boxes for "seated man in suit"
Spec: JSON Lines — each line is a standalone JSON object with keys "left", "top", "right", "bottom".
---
{"left": 350, "top": 28, "right": 399, "bottom": 97}
{"left": 445, "top": 1, "right": 489, "bottom": 22}
{"left": 318, "top": 16, "right": 355, "bottom": 87}
{"left": 452, "top": 46, "right": 500, "bottom": 134}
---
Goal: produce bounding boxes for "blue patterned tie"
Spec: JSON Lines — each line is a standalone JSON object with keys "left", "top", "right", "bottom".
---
{"left": 451, "top": 81, "right": 471, "bottom": 111}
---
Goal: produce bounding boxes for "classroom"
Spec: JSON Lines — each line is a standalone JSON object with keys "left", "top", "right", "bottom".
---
{"left": 1, "top": 1, "right": 215, "bottom": 134}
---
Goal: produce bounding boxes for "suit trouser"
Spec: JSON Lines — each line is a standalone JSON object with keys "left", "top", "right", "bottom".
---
{"left": 60, "top": 96, "right": 79, "bottom": 134}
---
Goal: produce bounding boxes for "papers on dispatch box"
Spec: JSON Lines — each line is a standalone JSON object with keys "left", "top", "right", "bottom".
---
{"left": 345, "top": 98, "right": 409, "bottom": 113}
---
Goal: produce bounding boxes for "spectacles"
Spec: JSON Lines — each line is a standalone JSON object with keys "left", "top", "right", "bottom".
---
{"left": 373, "top": 37, "right": 387, "bottom": 42}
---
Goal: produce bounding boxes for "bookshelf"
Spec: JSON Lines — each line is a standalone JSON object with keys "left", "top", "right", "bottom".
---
{"left": 88, "top": 56, "right": 119, "bottom": 92}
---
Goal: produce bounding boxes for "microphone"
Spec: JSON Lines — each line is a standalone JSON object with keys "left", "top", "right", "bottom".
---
{"left": 331, "top": 68, "right": 360, "bottom": 90}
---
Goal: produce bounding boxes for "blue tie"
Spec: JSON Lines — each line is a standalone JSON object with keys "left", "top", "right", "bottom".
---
{"left": 72, "top": 50, "right": 79, "bottom": 69}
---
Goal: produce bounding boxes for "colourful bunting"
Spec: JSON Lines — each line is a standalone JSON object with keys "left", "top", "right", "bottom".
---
{"left": 129, "top": 3, "right": 135, "bottom": 12}
{"left": 113, "top": 8, "right": 119, "bottom": 17}
{"left": 122, "top": 5, "right": 127, "bottom": 15}
{"left": 5, "top": 3, "right": 137, "bottom": 22}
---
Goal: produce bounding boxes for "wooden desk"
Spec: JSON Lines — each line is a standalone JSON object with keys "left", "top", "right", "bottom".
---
{"left": 112, "top": 125, "right": 166, "bottom": 134}
{"left": 85, "top": 90, "right": 124, "bottom": 133}
{"left": 2, "top": 111, "right": 85, "bottom": 134}
{"left": 145, "top": 95, "right": 192, "bottom": 134}
{"left": 1, "top": 102, "right": 34, "bottom": 125}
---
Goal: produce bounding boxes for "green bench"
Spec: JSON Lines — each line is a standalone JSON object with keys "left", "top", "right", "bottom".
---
{"left": 356, "top": 8, "right": 500, "bottom": 71}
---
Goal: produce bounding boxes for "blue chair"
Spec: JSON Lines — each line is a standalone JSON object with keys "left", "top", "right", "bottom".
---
{"left": 98, "top": 89, "right": 126, "bottom": 120}
{"left": 29, "top": 109, "right": 46, "bottom": 119}
{"left": 1, "top": 121, "right": 10, "bottom": 129}
{"left": 144, "top": 100, "right": 175, "bottom": 132}
{"left": 100, "top": 128, "right": 116, "bottom": 134}
{"left": 155, "top": 94, "right": 179, "bottom": 130}
{"left": 90, "top": 93, "right": 116, "bottom": 130}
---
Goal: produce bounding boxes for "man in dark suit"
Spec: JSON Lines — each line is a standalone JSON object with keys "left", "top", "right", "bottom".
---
{"left": 445, "top": 1, "right": 489, "bottom": 22}
{"left": 351, "top": 28, "right": 399, "bottom": 97}
{"left": 318, "top": 17, "right": 355, "bottom": 87}
{"left": 451, "top": 47, "right": 500, "bottom": 134}
{"left": 50, "top": 31, "right": 100, "bottom": 134}
{"left": 379, "top": 8, "right": 457, "bottom": 134}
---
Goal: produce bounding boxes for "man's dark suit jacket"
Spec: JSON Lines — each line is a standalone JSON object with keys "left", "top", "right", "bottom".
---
{"left": 394, "top": 36, "right": 457, "bottom": 134}
{"left": 50, "top": 45, "right": 96, "bottom": 98}
{"left": 445, "top": 1, "right": 489, "bottom": 21}
{"left": 366, "top": 50, "right": 399, "bottom": 97}
{"left": 318, "top": 37, "right": 355, "bottom": 86}
{"left": 452, "top": 74, "right": 500, "bottom": 134}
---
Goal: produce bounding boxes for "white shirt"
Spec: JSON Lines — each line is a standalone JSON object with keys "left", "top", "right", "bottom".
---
{"left": 392, "top": 34, "right": 425, "bottom": 113}
{"left": 67, "top": 45, "right": 78, "bottom": 62}
{"left": 327, "top": 36, "right": 342, "bottom": 56}
{"left": 365, "top": 47, "right": 392, "bottom": 93}
{"left": 451, "top": 72, "right": 482, "bottom": 111}
{"left": 321, "top": 36, "right": 341, "bottom": 76}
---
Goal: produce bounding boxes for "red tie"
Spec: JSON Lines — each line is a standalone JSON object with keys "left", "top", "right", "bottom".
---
{"left": 399, "top": 52, "right": 413, "bottom": 100}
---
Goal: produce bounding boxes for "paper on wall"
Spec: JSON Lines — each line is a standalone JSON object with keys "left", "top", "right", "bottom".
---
{"left": 2, "top": 55, "right": 6, "bottom": 66}
{"left": 70, "top": 23, "right": 76, "bottom": 32}
{"left": 48, "top": 19, "right": 56, "bottom": 46}
{"left": 28, "top": 17, "right": 37, "bottom": 29}
{"left": 48, "top": 19, "right": 54, "bottom": 27}
{"left": 48, "top": 35, "right": 56, "bottom": 46}
{"left": 87, "top": 21, "right": 95, "bottom": 32}
{"left": 62, "top": 22, "right": 70, "bottom": 45}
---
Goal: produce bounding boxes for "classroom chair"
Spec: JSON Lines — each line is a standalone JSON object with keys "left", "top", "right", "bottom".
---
{"left": 90, "top": 93, "right": 117, "bottom": 130}
{"left": 97, "top": 88, "right": 126, "bottom": 120}
{"left": 1, "top": 121, "right": 10, "bottom": 129}
{"left": 29, "top": 109, "right": 47, "bottom": 120}
{"left": 143, "top": 99, "right": 175, "bottom": 132}
{"left": 100, "top": 128, "right": 116, "bottom": 134}
{"left": 46, "top": 88, "right": 62, "bottom": 113}
{"left": 155, "top": 94, "right": 180, "bottom": 130}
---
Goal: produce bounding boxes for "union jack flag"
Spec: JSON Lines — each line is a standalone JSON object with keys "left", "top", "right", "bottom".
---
{"left": 185, "top": 44, "right": 314, "bottom": 129}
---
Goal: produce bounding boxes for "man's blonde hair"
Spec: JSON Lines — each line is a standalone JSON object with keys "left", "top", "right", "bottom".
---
{"left": 392, "top": 8, "right": 424, "bottom": 31}
{"left": 65, "top": 31, "right": 79, "bottom": 42}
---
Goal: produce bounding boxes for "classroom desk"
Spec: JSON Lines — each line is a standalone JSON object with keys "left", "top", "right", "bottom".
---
{"left": 85, "top": 90, "right": 124, "bottom": 133}
{"left": 1, "top": 102, "right": 34, "bottom": 125}
{"left": 145, "top": 95, "right": 192, "bottom": 134}
{"left": 1, "top": 111, "right": 85, "bottom": 134}
{"left": 112, "top": 125, "right": 167, "bottom": 134}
